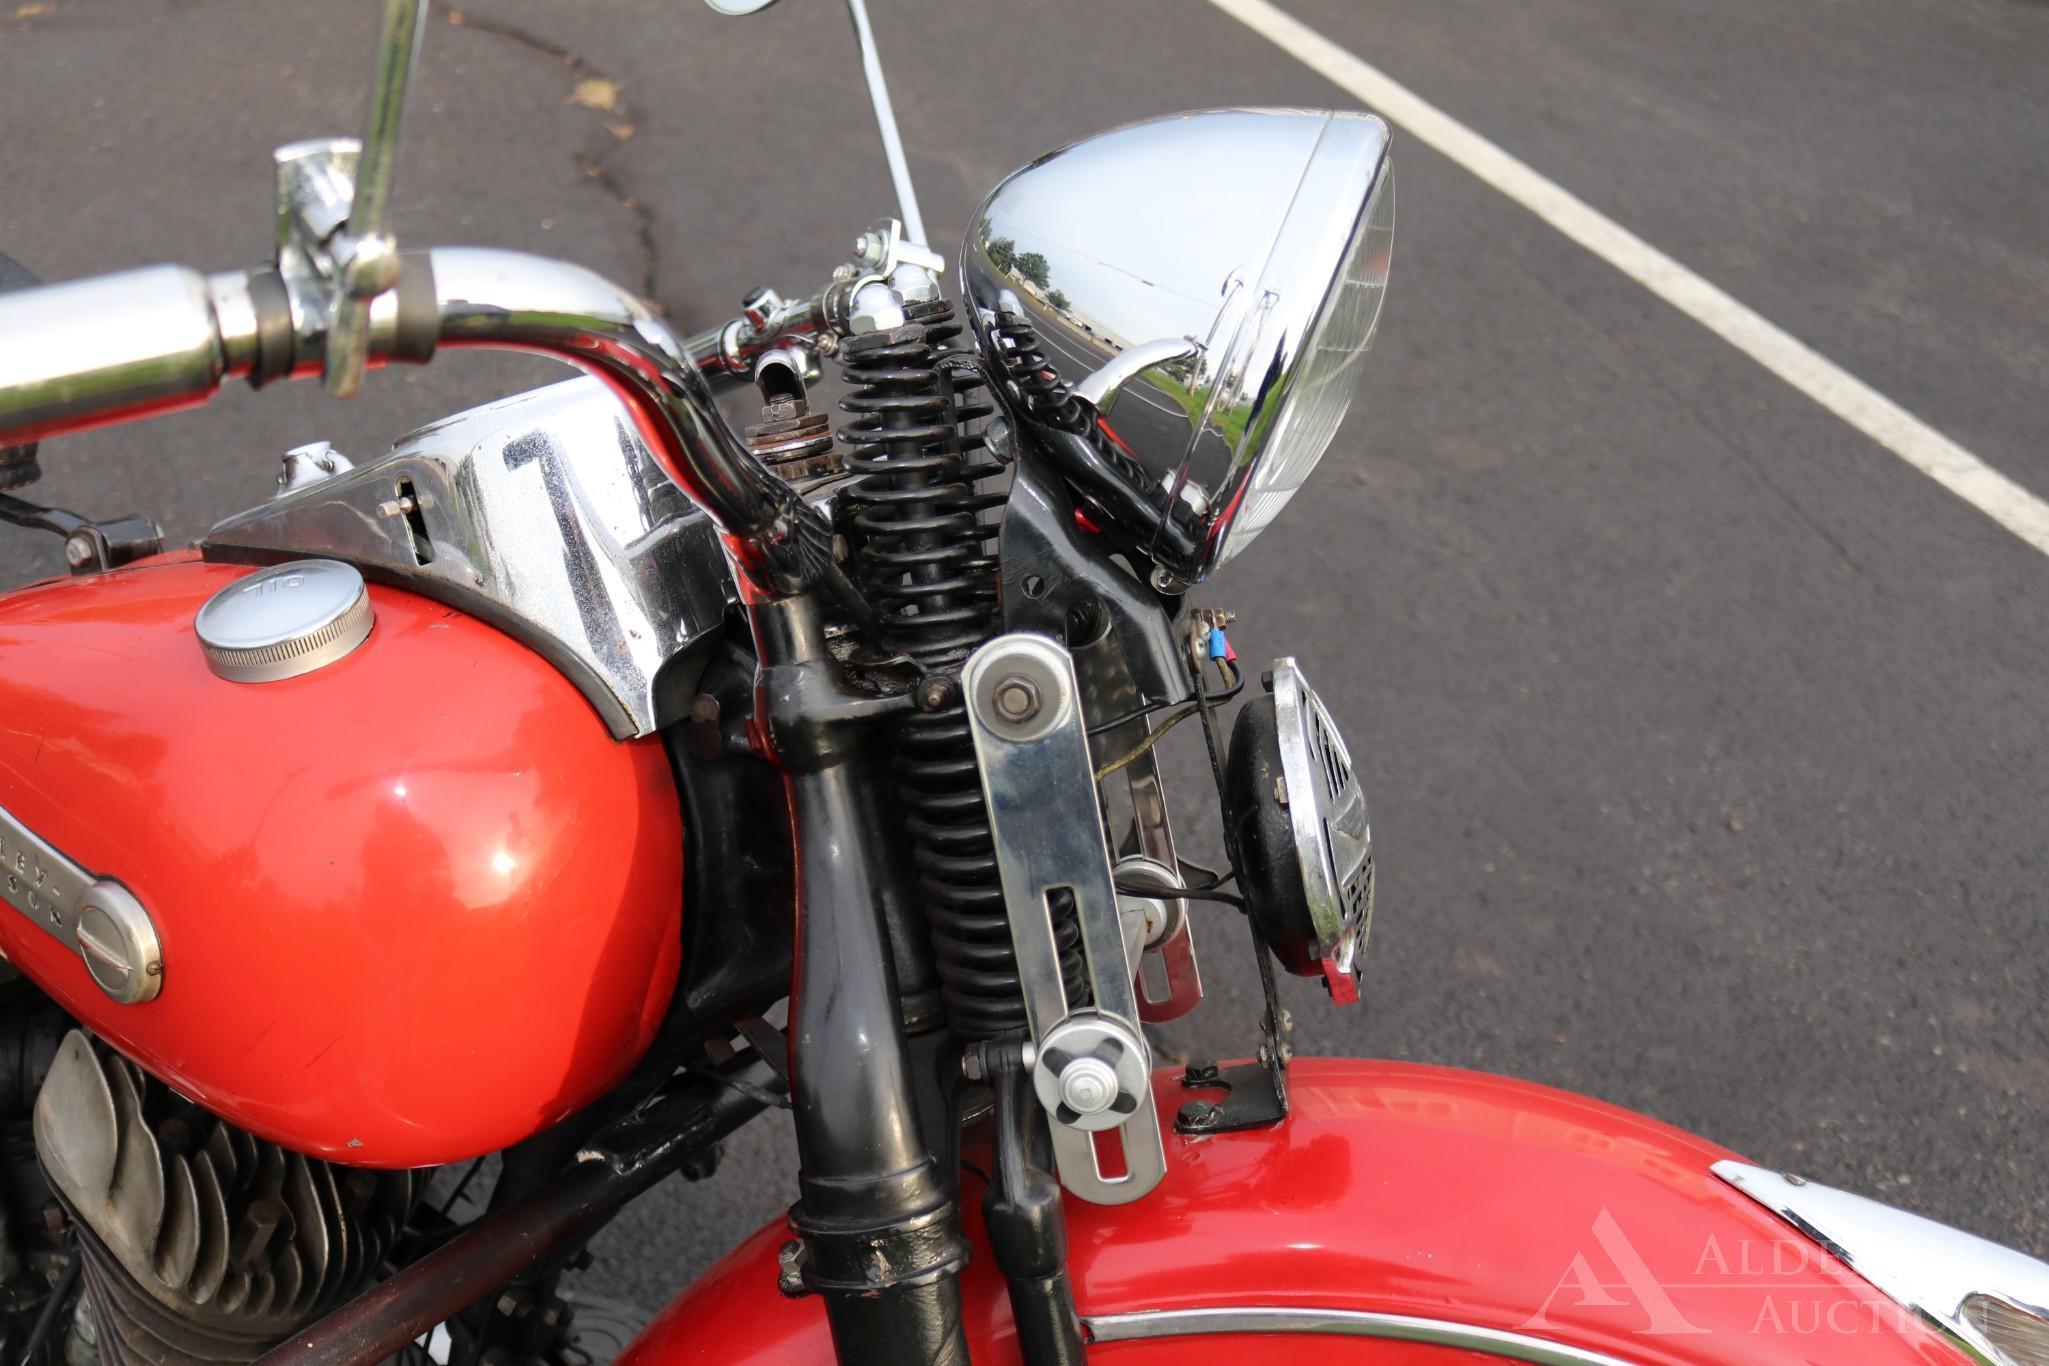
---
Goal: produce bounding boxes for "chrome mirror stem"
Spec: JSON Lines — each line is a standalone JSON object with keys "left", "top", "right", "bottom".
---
{"left": 326, "top": 0, "right": 428, "bottom": 398}
{"left": 844, "top": 0, "right": 926, "bottom": 251}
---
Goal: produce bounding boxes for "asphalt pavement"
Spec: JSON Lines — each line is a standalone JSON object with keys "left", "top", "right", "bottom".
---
{"left": 3, "top": 0, "right": 2047, "bottom": 1322}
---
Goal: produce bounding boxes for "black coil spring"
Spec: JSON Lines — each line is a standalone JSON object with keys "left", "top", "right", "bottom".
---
{"left": 840, "top": 300, "right": 1086, "bottom": 1038}
{"left": 840, "top": 301, "right": 1002, "bottom": 666}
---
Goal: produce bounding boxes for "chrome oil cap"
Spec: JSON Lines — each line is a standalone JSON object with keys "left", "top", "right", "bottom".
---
{"left": 196, "top": 559, "right": 373, "bottom": 683}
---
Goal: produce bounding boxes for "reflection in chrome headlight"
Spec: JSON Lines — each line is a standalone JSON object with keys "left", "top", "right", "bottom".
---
{"left": 961, "top": 108, "right": 1394, "bottom": 583}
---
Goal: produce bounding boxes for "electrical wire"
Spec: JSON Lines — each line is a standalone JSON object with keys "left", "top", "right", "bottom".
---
{"left": 1091, "top": 656, "right": 1243, "bottom": 779}
{"left": 1085, "top": 656, "right": 1245, "bottom": 738}
{"left": 1114, "top": 877, "right": 1245, "bottom": 909}
{"left": 1092, "top": 702, "right": 1199, "bottom": 779}
{"left": 685, "top": 1058, "right": 791, "bottom": 1111}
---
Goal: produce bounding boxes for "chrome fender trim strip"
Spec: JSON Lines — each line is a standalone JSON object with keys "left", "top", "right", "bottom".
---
{"left": 1714, "top": 1158, "right": 2049, "bottom": 1365}
{"left": 1082, "top": 1306, "right": 1642, "bottom": 1364}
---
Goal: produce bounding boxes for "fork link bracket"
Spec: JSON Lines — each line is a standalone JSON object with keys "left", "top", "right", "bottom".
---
{"left": 963, "top": 632, "right": 1168, "bottom": 1205}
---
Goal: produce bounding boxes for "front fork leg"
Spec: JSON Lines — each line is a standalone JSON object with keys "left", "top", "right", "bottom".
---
{"left": 752, "top": 594, "right": 973, "bottom": 1366}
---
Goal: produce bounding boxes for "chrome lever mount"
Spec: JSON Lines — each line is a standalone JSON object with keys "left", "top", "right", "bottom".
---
{"left": 273, "top": 0, "right": 428, "bottom": 398}
{"left": 963, "top": 632, "right": 1169, "bottom": 1206}
{"left": 688, "top": 218, "right": 946, "bottom": 390}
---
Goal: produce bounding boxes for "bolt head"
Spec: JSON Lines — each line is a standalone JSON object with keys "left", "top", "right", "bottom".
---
{"left": 776, "top": 1239, "right": 810, "bottom": 1298}
{"left": 62, "top": 536, "right": 92, "bottom": 568}
{"left": 992, "top": 674, "right": 1040, "bottom": 722}
{"left": 1058, "top": 1057, "right": 1119, "bottom": 1115}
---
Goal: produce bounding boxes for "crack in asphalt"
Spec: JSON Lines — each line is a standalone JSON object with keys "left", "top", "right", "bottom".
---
{"left": 443, "top": 8, "right": 663, "bottom": 309}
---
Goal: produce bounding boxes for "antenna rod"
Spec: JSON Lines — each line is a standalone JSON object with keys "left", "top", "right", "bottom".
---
{"left": 844, "top": 0, "right": 927, "bottom": 248}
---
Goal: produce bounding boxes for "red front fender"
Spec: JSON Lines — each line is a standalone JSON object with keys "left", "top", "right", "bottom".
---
{"left": 620, "top": 1059, "right": 1962, "bottom": 1364}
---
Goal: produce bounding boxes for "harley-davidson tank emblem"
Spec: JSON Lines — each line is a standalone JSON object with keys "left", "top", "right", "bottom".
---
{"left": 0, "top": 802, "right": 162, "bottom": 1004}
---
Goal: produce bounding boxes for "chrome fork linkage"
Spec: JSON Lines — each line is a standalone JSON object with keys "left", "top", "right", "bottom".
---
{"left": 963, "top": 632, "right": 1169, "bottom": 1205}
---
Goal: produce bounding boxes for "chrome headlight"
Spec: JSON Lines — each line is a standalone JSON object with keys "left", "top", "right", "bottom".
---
{"left": 963, "top": 108, "right": 1393, "bottom": 582}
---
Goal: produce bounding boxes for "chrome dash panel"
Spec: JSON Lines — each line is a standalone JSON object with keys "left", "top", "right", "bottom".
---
{"left": 203, "top": 377, "right": 732, "bottom": 739}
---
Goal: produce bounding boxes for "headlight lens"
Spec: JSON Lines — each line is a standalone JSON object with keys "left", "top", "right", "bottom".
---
{"left": 1217, "top": 167, "right": 1394, "bottom": 565}
{"left": 962, "top": 108, "right": 1395, "bottom": 583}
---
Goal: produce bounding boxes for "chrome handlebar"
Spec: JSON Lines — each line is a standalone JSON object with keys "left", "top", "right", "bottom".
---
{"left": 0, "top": 248, "right": 833, "bottom": 598}
{"left": 427, "top": 249, "right": 835, "bottom": 597}
{"left": 0, "top": 267, "right": 252, "bottom": 442}
{"left": 685, "top": 287, "right": 836, "bottom": 389}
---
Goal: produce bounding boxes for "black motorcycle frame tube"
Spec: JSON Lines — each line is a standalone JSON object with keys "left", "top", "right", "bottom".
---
{"left": 853, "top": 750, "right": 968, "bottom": 1190}
{"left": 750, "top": 591, "right": 973, "bottom": 1366}
{"left": 253, "top": 1055, "right": 779, "bottom": 1366}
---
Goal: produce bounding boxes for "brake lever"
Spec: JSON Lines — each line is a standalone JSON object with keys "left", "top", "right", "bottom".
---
{"left": 0, "top": 494, "right": 162, "bottom": 576}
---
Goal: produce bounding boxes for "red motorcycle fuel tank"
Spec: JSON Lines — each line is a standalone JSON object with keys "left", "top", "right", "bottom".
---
{"left": 0, "top": 555, "right": 684, "bottom": 1168}
{"left": 626, "top": 1059, "right": 1965, "bottom": 1365}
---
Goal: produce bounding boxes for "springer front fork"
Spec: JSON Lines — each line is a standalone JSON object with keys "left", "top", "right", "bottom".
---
{"left": 755, "top": 589, "right": 1211, "bottom": 1362}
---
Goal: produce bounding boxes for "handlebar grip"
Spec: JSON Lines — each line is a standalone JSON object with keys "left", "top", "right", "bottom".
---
{"left": 0, "top": 266, "right": 248, "bottom": 448}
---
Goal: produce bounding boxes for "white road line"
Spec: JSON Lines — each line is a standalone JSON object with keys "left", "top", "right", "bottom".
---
{"left": 1206, "top": 0, "right": 2049, "bottom": 558}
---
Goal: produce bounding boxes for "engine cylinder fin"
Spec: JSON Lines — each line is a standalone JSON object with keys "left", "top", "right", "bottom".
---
{"left": 154, "top": 1154, "right": 200, "bottom": 1288}
{"left": 33, "top": 1030, "right": 418, "bottom": 1363}
{"left": 188, "top": 1152, "right": 230, "bottom": 1306}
